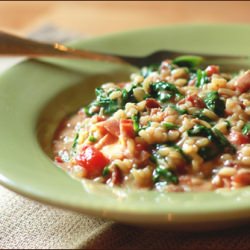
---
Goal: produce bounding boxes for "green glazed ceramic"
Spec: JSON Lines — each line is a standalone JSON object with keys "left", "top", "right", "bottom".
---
{"left": 1, "top": 24, "right": 250, "bottom": 230}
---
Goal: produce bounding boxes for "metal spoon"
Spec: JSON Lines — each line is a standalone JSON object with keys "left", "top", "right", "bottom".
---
{"left": 0, "top": 31, "right": 248, "bottom": 68}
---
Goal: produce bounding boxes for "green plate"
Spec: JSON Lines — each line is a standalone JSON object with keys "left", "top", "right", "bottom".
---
{"left": 1, "top": 24, "right": 250, "bottom": 230}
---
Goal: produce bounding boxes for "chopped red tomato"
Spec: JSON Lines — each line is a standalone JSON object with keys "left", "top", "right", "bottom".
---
{"left": 120, "top": 119, "right": 135, "bottom": 138}
{"left": 55, "top": 156, "right": 64, "bottom": 163}
{"left": 186, "top": 94, "right": 205, "bottom": 108}
{"left": 146, "top": 98, "right": 161, "bottom": 109}
{"left": 102, "top": 119, "right": 120, "bottom": 137}
{"left": 75, "top": 145, "right": 109, "bottom": 177}
{"left": 205, "top": 65, "right": 220, "bottom": 77}
{"left": 228, "top": 131, "right": 250, "bottom": 145}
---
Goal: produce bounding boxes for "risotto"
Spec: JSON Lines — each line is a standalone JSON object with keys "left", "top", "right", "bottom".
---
{"left": 53, "top": 56, "right": 250, "bottom": 192}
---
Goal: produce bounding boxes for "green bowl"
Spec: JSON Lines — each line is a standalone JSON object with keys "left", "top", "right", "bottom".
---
{"left": 1, "top": 24, "right": 250, "bottom": 230}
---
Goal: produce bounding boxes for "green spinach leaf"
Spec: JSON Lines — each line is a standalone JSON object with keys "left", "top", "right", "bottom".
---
{"left": 242, "top": 122, "right": 250, "bottom": 136}
{"left": 153, "top": 166, "right": 179, "bottom": 184}
{"left": 204, "top": 91, "right": 225, "bottom": 116}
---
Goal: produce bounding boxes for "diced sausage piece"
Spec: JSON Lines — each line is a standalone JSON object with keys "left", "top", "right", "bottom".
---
{"left": 95, "top": 133, "right": 117, "bottom": 149}
{"left": 111, "top": 166, "right": 123, "bottom": 185}
{"left": 228, "top": 131, "right": 250, "bottom": 145}
{"left": 235, "top": 70, "right": 250, "bottom": 93}
{"left": 186, "top": 94, "right": 205, "bottom": 108}
{"left": 234, "top": 172, "right": 250, "bottom": 185}
{"left": 120, "top": 119, "right": 135, "bottom": 138}
{"left": 102, "top": 119, "right": 120, "bottom": 137}
{"left": 146, "top": 98, "right": 161, "bottom": 109}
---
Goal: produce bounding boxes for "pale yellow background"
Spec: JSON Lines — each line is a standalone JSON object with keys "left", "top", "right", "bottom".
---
{"left": 1, "top": 1, "right": 250, "bottom": 36}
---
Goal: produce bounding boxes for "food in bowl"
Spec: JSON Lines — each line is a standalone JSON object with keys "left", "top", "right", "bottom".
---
{"left": 53, "top": 56, "right": 250, "bottom": 192}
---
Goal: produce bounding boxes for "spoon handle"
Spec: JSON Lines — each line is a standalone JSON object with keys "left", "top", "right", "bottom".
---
{"left": 0, "top": 31, "right": 127, "bottom": 64}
